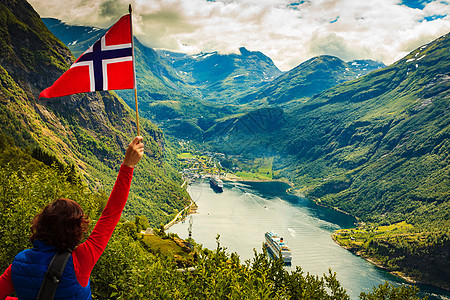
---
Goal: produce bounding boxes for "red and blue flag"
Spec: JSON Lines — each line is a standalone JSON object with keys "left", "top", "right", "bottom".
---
{"left": 40, "top": 14, "right": 135, "bottom": 98}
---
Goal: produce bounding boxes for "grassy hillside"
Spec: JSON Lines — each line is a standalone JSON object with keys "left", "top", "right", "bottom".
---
{"left": 0, "top": 0, "right": 190, "bottom": 225}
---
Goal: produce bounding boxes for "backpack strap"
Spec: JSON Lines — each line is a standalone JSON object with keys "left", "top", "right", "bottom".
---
{"left": 36, "top": 250, "right": 72, "bottom": 300}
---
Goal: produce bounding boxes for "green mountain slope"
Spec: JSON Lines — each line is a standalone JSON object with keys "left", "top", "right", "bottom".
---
{"left": 240, "top": 55, "right": 384, "bottom": 106}
{"left": 0, "top": 0, "right": 189, "bottom": 225}
{"left": 280, "top": 33, "right": 449, "bottom": 224}
{"left": 117, "top": 38, "right": 242, "bottom": 140}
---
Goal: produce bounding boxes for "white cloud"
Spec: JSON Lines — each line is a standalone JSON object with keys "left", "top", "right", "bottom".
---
{"left": 29, "top": 0, "right": 450, "bottom": 71}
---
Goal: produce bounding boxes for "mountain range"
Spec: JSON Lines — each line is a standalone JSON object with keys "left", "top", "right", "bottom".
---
{"left": 41, "top": 18, "right": 386, "bottom": 141}
{"left": 156, "top": 47, "right": 283, "bottom": 104}
{"left": 42, "top": 18, "right": 284, "bottom": 105}
{"left": 240, "top": 55, "right": 385, "bottom": 106}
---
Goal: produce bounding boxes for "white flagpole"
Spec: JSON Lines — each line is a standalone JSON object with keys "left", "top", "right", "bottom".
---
{"left": 129, "top": 4, "right": 140, "bottom": 136}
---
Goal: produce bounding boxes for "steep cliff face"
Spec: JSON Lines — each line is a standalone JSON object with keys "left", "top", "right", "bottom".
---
{"left": 1, "top": 0, "right": 71, "bottom": 96}
{"left": 0, "top": 0, "right": 187, "bottom": 223}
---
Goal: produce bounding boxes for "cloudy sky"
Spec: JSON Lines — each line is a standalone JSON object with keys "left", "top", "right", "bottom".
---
{"left": 29, "top": 0, "right": 450, "bottom": 71}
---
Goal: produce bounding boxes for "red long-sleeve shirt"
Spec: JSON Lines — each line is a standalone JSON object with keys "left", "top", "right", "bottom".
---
{"left": 0, "top": 164, "right": 133, "bottom": 299}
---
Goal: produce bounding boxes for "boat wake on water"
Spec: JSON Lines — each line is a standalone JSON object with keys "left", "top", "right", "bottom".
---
{"left": 240, "top": 192, "right": 268, "bottom": 206}
{"left": 288, "top": 228, "right": 295, "bottom": 237}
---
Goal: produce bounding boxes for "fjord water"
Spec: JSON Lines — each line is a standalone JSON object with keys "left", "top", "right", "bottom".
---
{"left": 168, "top": 180, "right": 449, "bottom": 300}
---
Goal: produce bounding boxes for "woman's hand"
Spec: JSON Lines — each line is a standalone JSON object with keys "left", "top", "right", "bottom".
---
{"left": 123, "top": 136, "right": 144, "bottom": 168}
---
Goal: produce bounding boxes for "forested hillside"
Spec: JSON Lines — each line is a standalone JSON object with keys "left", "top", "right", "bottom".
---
{"left": 279, "top": 33, "right": 449, "bottom": 226}
{"left": 0, "top": 0, "right": 189, "bottom": 225}
{"left": 206, "top": 32, "right": 449, "bottom": 226}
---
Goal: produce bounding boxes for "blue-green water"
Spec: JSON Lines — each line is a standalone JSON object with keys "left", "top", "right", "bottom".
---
{"left": 168, "top": 180, "right": 449, "bottom": 300}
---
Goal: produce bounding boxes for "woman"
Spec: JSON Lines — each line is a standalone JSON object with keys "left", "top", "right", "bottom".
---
{"left": 0, "top": 136, "right": 144, "bottom": 299}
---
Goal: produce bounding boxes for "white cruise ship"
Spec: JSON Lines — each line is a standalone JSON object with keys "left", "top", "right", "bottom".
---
{"left": 264, "top": 231, "right": 292, "bottom": 264}
{"left": 209, "top": 176, "right": 223, "bottom": 192}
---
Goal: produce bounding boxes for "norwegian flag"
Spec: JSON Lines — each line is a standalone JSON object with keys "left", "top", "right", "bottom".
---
{"left": 39, "top": 14, "right": 135, "bottom": 98}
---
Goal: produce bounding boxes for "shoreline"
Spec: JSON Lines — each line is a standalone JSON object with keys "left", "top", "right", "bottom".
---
{"left": 309, "top": 196, "right": 360, "bottom": 221}
{"left": 165, "top": 175, "right": 288, "bottom": 229}
{"left": 164, "top": 199, "right": 198, "bottom": 230}
{"left": 331, "top": 234, "right": 450, "bottom": 293}
{"left": 164, "top": 180, "right": 197, "bottom": 230}
{"left": 221, "top": 173, "right": 293, "bottom": 186}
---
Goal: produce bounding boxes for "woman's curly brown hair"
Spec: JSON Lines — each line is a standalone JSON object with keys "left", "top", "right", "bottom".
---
{"left": 30, "top": 198, "right": 90, "bottom": 251}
